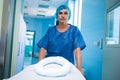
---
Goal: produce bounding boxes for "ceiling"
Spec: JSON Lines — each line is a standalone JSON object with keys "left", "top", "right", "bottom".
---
{"left": 24, "top": 0, "right": 68, "bottom": 18}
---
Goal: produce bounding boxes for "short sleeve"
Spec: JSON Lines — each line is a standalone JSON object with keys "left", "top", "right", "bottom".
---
{"left": 73, "top": 27, "right": 86, "bottom": 50}
{"left": 37, "top": 28, "right": 50, "bottom": 50}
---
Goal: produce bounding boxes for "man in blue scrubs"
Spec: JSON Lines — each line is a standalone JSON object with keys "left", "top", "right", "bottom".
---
{"left": 37, "top": 5, "right": 86, "bottom": 75}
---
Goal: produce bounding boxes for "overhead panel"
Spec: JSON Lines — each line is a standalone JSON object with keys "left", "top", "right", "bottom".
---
{"left": 24, "top": 0, "right": 68, "bottom": 18}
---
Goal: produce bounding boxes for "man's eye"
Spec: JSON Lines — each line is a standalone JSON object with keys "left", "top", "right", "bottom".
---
{"left": 59, "top": 12, "right": 63, "bottom": 14}
{"left": 64, "top": 12, "right": 68, "bottom": 14}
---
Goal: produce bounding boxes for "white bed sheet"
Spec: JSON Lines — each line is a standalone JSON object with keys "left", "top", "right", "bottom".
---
{"left": 4, "top": 62, "right": 86, "bottom": 80}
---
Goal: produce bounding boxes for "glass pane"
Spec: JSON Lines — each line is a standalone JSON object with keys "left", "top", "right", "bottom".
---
{"left": 25, "top": 31, "right": 34, "bottom": 46}
{"left": 106, "top": 5, "right": 120, "bottom": 45}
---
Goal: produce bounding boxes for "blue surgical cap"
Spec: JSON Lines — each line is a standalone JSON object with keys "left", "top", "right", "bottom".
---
{"left": 55, "top": 5, "right": 71, "bottom": 21}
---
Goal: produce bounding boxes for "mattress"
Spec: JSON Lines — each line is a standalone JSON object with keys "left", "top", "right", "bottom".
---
{"left": 4, "top": 57, "right": 86, "bottom": 80}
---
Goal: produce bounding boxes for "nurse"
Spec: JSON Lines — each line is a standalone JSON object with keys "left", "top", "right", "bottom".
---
{"left": 37, "top": 5, "right": 86, "bottom": 75}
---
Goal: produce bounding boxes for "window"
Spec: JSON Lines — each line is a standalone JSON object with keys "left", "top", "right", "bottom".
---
{"left": 106, "top": 3, "right": 120, "bottom": 46}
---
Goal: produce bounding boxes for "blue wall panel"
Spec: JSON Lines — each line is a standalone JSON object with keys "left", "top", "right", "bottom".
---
{"left": 81, "top": 0, "right": 105, "bottom": 80}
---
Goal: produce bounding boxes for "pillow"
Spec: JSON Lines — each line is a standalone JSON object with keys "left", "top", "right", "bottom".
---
{"left": 34, "top": 56, "right": 71, "bottom": 77}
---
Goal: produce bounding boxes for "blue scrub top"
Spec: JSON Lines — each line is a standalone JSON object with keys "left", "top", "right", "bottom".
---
{"left": 37, "top": 24, "right": 86, "bottom": 64}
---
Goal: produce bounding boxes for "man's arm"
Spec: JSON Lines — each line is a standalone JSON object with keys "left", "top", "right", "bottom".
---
{"left": 74, "top": 48, "right": 84, "bottom": 75}
{"left": 38, "top": 48, "right": 46, "bottom": 61}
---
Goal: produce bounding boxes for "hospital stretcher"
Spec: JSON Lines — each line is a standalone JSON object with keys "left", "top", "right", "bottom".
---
{"left": 4, "top": 56, "right": 86, "bottom": 80}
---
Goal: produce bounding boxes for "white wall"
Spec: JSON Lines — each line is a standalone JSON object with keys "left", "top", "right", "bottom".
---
{"left": 68, "top": 0, "right": 82, "bottom": 30}
{"left": 16, "top": 14, "right": 26, "bottom": 73}
{"left": 10, "top": 0, "right": 23, "bottom": 76}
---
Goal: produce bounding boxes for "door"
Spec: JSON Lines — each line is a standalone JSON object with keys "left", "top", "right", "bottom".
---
{"left": 102, "top": 1, "right": 120, "bottom": 80}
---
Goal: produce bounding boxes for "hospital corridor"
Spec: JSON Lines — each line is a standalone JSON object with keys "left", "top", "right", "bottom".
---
{"left": 0, "top": 0, "right": 120, "bottom": 80}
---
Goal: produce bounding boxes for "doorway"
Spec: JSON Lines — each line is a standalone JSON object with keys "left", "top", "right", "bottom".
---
{"left": 24, "top": 30, "right": 35, "bottom": 68}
